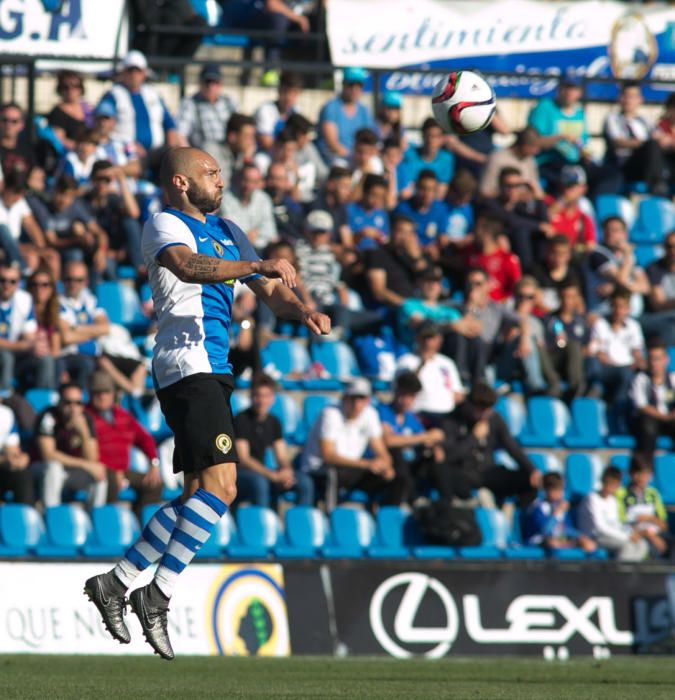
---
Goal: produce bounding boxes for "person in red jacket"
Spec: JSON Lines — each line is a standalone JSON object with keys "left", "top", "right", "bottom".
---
{"left": 85, "top": 370, "right": 162, "bottom": 517}
{"left": 464, "top": 213, "right": 521, "bottom": 303}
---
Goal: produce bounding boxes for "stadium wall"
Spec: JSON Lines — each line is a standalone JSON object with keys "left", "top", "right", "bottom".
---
{"left": 0, "top": 560, "right": 671, "bottom": 657}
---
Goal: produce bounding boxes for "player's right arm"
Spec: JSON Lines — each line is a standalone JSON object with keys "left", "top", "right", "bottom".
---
{"left": 158, "top": 245, "right": 297, "bottom": 287}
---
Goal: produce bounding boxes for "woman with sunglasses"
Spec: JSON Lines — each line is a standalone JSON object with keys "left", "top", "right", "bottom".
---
{"left": 47, "top": 70, "right": 93, "bottom": 153}
{"left": 26, "top": 267, "right": 62, "bottom": 390}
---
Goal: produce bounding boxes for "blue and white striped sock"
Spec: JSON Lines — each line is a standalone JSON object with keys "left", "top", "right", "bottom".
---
{"left": 112, "top": 497, "right": 183, "bottom": 588}
{"left": 153, "top": 488, "right": 226, "bottom": 598}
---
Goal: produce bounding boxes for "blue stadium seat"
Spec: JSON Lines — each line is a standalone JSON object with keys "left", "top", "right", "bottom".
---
{"left": 25, "top": 388, "right": 58, "bottom": 414}
{"left": 654, "top": 454, "right": 675, "bottom": 505}
{"left": 140, "top": 504, "right": 161, "bottom": 528}
{"left": 608, "top": 453, "right": 631, "bottom": 476}
{"left": 274, "top": 506, "right": 328, "bottom": 558}
{"left": 302, "top": 395, "right": 337, "bottom": 438}
{"left": 227, "top": 506, "right": 281, "bottom": 558}
{"left": 82, "top": 505, "right": 140, "bottom": 557}
{"left": 550, "top": 547, "right": 609, "bottom": 561}
{"left": 270, "top": 393, "right": 303, "bottom": 444}
{"left": 230, "top": 392, "right": 250, "bottom": 416}
{"left": 260, "top": 339, "right": 310, "bottom": 389}
{"left": 526, "top": 451, "right": 562, "bottom": 474}
{"left": 565, "top": 453, "right": 603, "bottom": 501}
{"left": 494, "top": 395, "right": 526, "bottom": 438}
{"left": 457, "top": 507, "right": 506, "bottom": 559}
{"left": 35, "top": 505, "right": 91, "bottom": 557}
{"left": 321, "top": 507, "right": 375, "bottom": 558}
{"left": 367, "top": 506, "right": 413, "bottom": 558}
{"left": 519, "top": 397, "right": 570, "bottom": 447}
{"left": 595, "top": 194, "right": 636, "bottom": 230}
{"left": 95, "top": 281, "right": 149, "bottom": 334}
{"left": 563, "top": 398, "right": 608, "bottom": 448}
{"left": 634, "top": 244, "right": 663, "bottom": 268}
{"left": 503, "top": 508, "right": 546, "bottom": 559}
{"left": 195, "top": 511, "right": 237, "bottom": 559}
{"left": 631, "top": 197, "right": 675, "bottom": 243}
{"left": 0, "top": 504, "right": 45, "bottom": 556}
{"left": 308, "top": 340, "right": 359, "bottom": 389}
{"left": 137, "top": 398, "right": 173, "bottom": 443}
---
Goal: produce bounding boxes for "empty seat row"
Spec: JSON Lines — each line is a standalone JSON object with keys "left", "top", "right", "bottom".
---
{"left": 0, "top": 503, "right": 608, "bottom": 561}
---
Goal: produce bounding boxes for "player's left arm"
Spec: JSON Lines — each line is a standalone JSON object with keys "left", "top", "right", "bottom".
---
{"left": 247, "top": 276, "right": 331, "bottom": 336}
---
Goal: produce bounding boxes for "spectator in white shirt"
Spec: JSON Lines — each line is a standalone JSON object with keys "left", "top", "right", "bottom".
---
{"left": 176, "top": 64, "right": 238, "bottom": 149}
{"left": 0, "top": 402, "right": 33, "bottom": 504}
{"left": 255, "top": 71, "right": 303, "bottom": 152}
{"left": 396, "top": 321, "right": 465, "bottom": 423}
{"left": 629, "top": 338, "right": 675, "bottom": 457}
{"left": 301, "top": 377, "right": 404, "bottom": 510}
{"left": 0, "top": 170, "right": 58, "bottom": 277}
{"left": 220, "top": 164, "right": 278, "bottom": 255}
{"left": 577, "top": 465, "right": 648, "bottom": 561}
{"left": 0, "top": 263, "right": 53, "bottom": 391}
{"left": 602, "top": 81, "right": 667, "bottom": 196}
{"left": 588, "top": 287, "right": 645, "bottom": 430}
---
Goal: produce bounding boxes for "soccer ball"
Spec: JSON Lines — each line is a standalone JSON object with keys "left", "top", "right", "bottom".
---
{"left": 431, "top": 70, "right": 496, "bottom": 135}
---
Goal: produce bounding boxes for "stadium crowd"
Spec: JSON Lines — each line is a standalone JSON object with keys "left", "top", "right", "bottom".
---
{"left": 1, "top": 51, "right": 675, "bottom": 560}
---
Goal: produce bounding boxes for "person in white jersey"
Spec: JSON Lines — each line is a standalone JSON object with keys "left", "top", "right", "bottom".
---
{"left": 84, "top": 147, "right": 330, "bottom": 660}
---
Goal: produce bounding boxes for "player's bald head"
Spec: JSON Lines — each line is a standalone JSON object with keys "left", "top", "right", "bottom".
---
{"left": 159, "top": 147, "right": 213, "bottom": 190}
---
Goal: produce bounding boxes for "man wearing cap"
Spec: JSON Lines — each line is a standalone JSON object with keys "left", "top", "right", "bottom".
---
{"left": 176, "top": 64, "right": 238, "bottom": 149}
{"left": 96, "top": 51, "right": 184, "bottom": 170}
{"left": 301, "top": 377, "right": 405, "bottom": 509}
{"left": 316, "top": 68, "right": 375, "bottom": 164}
{"left": 376, "top": 91, "right": 406, "bottom": 146}
{"left": 254, "top": 72, "right": 303, "bottom": 152}
{"left": 396, "top": 320, "right": 465, "bottom": 423}
{"left": 85, "top": 371, "right": 162, "bottom": 519}
{"left": 527, "top": 74, "right": 589, "bottom": 185}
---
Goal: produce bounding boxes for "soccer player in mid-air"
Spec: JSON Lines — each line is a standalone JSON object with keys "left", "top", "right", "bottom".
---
{"left": 84, "top": 147, "right": 331, "bottom": 659}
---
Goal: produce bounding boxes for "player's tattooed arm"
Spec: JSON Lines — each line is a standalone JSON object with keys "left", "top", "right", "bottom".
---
{"left": 159, "top": 247, "right": 258, "bottom": 284}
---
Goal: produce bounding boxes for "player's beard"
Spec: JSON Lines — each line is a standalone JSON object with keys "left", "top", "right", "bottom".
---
{"left": 186, "top": 178, "right": 222, "bottom": 214}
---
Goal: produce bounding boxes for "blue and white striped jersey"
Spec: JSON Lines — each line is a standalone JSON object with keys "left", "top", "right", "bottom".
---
{"left": 142, "top": 208, "right": 261, "bottom": 390}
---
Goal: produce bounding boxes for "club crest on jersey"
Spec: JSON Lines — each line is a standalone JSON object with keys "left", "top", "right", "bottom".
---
{"left": 213, "top": 241, "right": 224, "bottom": 257}
{"left": 215, "top": 433, "right": 232, "bottom": 454}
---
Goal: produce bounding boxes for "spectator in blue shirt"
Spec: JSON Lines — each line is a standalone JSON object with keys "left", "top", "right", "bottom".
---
{"left": 97, "top": 51, "right": 184, "bottom": 175}
{"left": 527, "top": 74, "right": 589, "bottom": 187}
{"left": 347, "top": 174, "right": 389, "bottom": 251}
{"left": 524, "top": 472, "right": 597, "bottom": 554}
{"left": 394, "top": 169, "right": 450, "bottom": 255}
{"left": 444, "top": 169, "right": 476, "bottom": 248}
{"left": 379, "top": 371, "right": 445, "bottom": 504}
{"left": 316, "top": 67, "right": 375, "bottom": 164}
{"left": 382, "top": 137, "right": 414, "bottom": 200}
{"left": 405, "top": 118, "right": 455, "bottom": 198}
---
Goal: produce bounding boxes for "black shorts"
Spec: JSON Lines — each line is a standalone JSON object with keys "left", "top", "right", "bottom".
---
{"left": 156, "top": 373, "right": 239, "bottom": 474}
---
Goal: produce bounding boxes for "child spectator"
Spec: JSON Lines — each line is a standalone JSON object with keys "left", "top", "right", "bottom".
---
{"left": 524, "top": 472, "right": 596, "bottom": 553}
{"left": 444, "top": 169, "right": 476, "bottom": 248}
{"left": 617, "top": 455, "right": 670, "bottom": 558}
{"left": 234, "top": 373, "right": 313, "bottom": 507}
{"left": 55, "top": 127, "right": 100, "bottom": 189}
{"left": 382, "top": 137, "right": 414, "bottom": 201}
{"left": 629, "top": 337, "right": 675, "bottom": 457}
{"left": 375, "top": 91, "right": 406, "bottom": 147}
{"left": 578, "top": 465, "right": 648, "bottom": 561}
{"left": 547, "top": 165, "right": 596, "bottom": 254}
{"left": 346, "top": 173, "right": 389, "bottom": 251}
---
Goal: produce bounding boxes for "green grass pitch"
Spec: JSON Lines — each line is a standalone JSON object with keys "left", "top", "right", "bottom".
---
{"left": 2, "top": 655, "right": 675, "bottom": 699}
